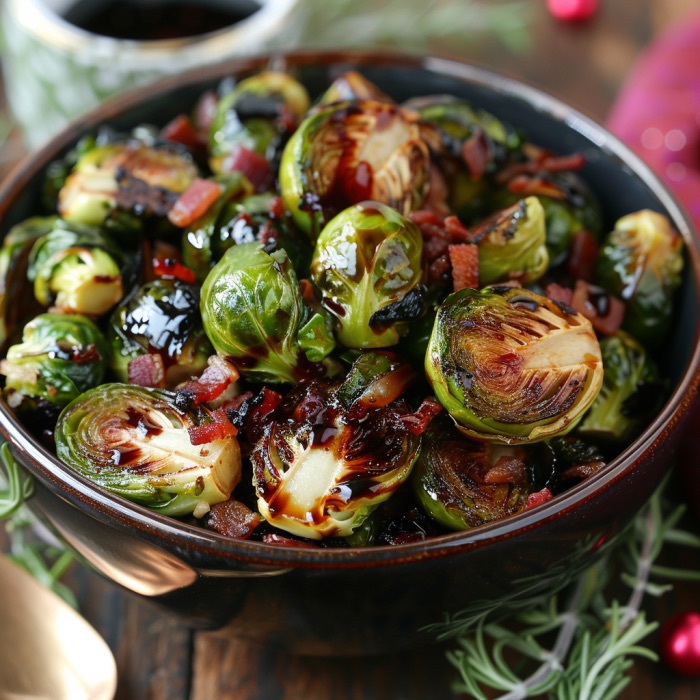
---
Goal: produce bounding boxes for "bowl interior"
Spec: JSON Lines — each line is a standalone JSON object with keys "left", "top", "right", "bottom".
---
{"left": 1, "top": 50, "right": 699, "bottom": 562}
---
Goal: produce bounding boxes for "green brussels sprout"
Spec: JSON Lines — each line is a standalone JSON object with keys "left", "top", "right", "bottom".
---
{"left": 27, "top": 220, "right": 136, "bottom": 316}
{"left": 57, "top": 139, "right": 199, "bottom": 227}
{"left": 55, "top": 383, "right": 241, "bottom": 517}
{"left": 317, "top": 71, "right": 393, "bottom": 105}
{"left": 251, "top": 353, "right": 421, "bottom": 539}
{"left": 1, "top": 313, "right": 109, "bottom": 409}
{"left": 107, "top": 279, "right": 214, "bottom": 387}
{"left": 475, "top": 197, "right": 549, "bottom": 286}
{"left": 200, "top": 242, "right": 336, "bottom": 384}
{"left": 202, "top": 191, "right": 310, "bottom": 278}
{"left": 426, "top": 285, "right": 604, "bottom": 443}
{"left": 181, "top": 173, "right": 253, "bottom": 282}
{"left": 577, "top": 330, "right": 662, "bottom": 443}
{"left": 404, "top": 95, "right": 522, "bottom": 219}
{"left": 411, "top": 415, "right": 533, "bottom": 530}
{"left": 310, "top": 201, "right": 424, "bottom": 349}
{"left": 0, "top": 216, "right": 57, "bottom": 349}
{"left": 279, "top": 100, "right": 430, "bottom": 237}
{"left": 595, "top": 209, "right": 684, "bottom": 347}
{"left": 209, "top": 71, "right": 311, "bottom": 173}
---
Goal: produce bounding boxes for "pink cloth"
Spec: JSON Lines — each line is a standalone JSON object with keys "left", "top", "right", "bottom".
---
{"left": 607, "top": 10, "right": 700, "bottom": 232}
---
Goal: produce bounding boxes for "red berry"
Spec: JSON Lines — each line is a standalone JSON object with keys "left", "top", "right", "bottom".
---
{"left": 660, "top": 612, "right": 700, "bottom": 677}
{"left": 547, "top": 0, "right": 599, "bottom": 22}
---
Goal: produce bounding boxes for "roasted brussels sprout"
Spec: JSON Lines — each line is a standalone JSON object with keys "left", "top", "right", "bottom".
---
{"left": 209, "top": 71, "right": 311, "bottom": 173}
{"left": 55, "top": 383, "right": 241, "bottom": 516}
{"left": 474, "top": 197, "right": 549, "bottom": 285}
{"left": 0, "top": 216, "right": 56, "bottom": 348}
{"left": 200, "top": 242, "right": 336, "bottom": 383}
{"left": 577, "top": 330, "right": 662, "bottom": 443}
{"left": 595, "top": 210, "right": 683, "bottom": 347}
{"left": 310, "top": 201, "right": 424, "bottom": 348}
{"left": 279, "top": 100, "right": 430, "bottom": 236}
{"left": 1, "top": 313, "right": 109, "bottom": 409}
{"left": 27, "top": 221, "right": 135, "bottom": 316}
{"left": 411, "top": 415, "right": 533, "bottom": 530}
{"left": 108, "top": 279, "right": 214, "bottom": 387}
{"left": 251, "top": 353, "right": 421, "bottom": 539}
{"left": 426, "top": 285, "right": 604, "bottom": 443}
{"left": 57, "top": 139, "right": 199, "bottom": 227}
{"left": 317, "top": 71, "right": 393, "bottom": 105}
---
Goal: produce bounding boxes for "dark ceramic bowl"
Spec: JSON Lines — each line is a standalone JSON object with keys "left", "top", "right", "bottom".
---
{"left": 1, "top": 51, "right": 699, "bottom": 655}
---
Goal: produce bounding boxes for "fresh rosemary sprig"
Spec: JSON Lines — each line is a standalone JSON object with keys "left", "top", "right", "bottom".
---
{"left": 0, "top": 441, "right": 33, "bottom": 518}
{"left": 446, "top": 477, "right": 700, "bottom": 699}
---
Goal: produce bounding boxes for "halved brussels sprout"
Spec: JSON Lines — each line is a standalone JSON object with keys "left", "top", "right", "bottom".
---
{"left": 0, "top": 216, "right": 57, "bottom": 349}
{"left": 426, "top": 285, "right": 603, "bottom": 443}
{"left": 411, "top": 415, "right": 533, "bottom": 530}
{"left": 317, "top": 71, "right": 393, "bottom": 105}
{"left": 209, "top": 71, "right": 311, "bottom": 173}
{"left": 108, "top": 279, "right": 214, "bottom": 387}
{"left": 251, "top": 353, "right": 421, "bottom": 539}
{"left": 310, "top": 201, "right": 424, "bottom": 348}
{"left": 27, "top": 221, "right": 136, "bottom": 316}
{"left": 1, "top": 313, "right": 109, "bottom": 409}
{"left": 57, "top": 139, "right": 199, "bottom": 227}
{"left": 475, "top": 197, "right": 549, "bottom": 285}
{"left": 279, "top": 100, "right": 430, "bottom": 237}
{"left": 595, "top": 209, "right": 684, "bottom": 347}
{"left": 200, "top": 242, "right": 336, "bottom": 384}
{"left": 55, "top": 383, "right": 241, "bottom": 516}
{"left": 577, "top": 330, "right": 662, "bottom": 443}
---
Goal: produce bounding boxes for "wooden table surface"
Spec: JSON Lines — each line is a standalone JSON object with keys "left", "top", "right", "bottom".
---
{"left": 2, "top": 1, "right": 700, "bottom": 698}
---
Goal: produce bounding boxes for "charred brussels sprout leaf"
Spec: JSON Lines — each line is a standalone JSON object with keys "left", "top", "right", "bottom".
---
{"left": 411, "top": 415, "right": 533, "bottom": 530}
{"left": 1, "top": 313, "right": 109, "bottom": 409}
{"left": 209, "top": 71, "right": 311, "bottom": 173}
{"left": 279, "top": 100, "right": 430, "bottom": 236}
{"left": 28, "top": 220, "right": 137, "bottom": 316}
{"left": 200, "top": 242, "right": 335, "bottom": 383}
{"left": 595, "top": 210, "right": 683, "bottom": 347}
{"left": 318, "top": 71, "right": 394, "bottom": 105}
{"left": 426, "top": 286, "right": 603, "bottom": 443}
{"left": 577, "top": 330, "right": 662, "bottom": 443}
{"left": 57, "top": 139, "right": 199, "bottom": 227}
{"left": 251, "top": 355, "right": 420, "bottom": 540}
{"left": 310, "top": 201, "right": 424, "bottom": 348}
{"left": 475, "top": 197, "right": 549, "bottom": 285}
{"left": 108, "top": 279, "right": 214, "bottom": 387}
{"left": 55, "top": 383, "right": 241, "bottom": 516}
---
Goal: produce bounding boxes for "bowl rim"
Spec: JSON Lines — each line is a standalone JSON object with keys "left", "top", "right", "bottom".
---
{"left": 2, "top": 48, "right": 700, "bottom": 569}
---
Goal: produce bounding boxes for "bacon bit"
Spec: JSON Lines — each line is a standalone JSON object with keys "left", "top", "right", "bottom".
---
{"left": 545, "top": 283, "right": 573, "bottom": 306}
{"left": 188, "top": 406, "right": 238, "bottom": 445}
{"left": 448, "top": 243, "right": 479, "bottom": 291}
{"left": 410, "top": 209, "right": 445, "bottom": 228}
{"left": 206, "top": 499, "right": 261, "bottom": 539}
{"left": 523, "top": 488, "right": 554, "bottom": 510}
{"left": 193, "top": 89, "right": 219, "bottom": 138}
{"left": 267, "top": 195, "right": 285, "bottom": 219}
{"left": 400, "top": 397, "right": 443, "bottom": 435}
{"left": 495, "top": 151, "right": 586, "bottom": 184}
{"left": 423, "top": 165, "right": 450, "bottom": 215}
{"left": 168, "top": 178, "right": 222, "bottom": 228}
{"left": 461, "top": 129, "right": 491, "bottom": 180}
{"left": 299, "top": 279, "right": 318, "bottom": 306}
{"left": 561, "top": 460, "right": 606, "bottom": 481}
{"left": 160, "top": 114, "right": 201, "bottom": 151}
{"left": 570, "top": 280, "right": 625, "bottom": 336}
{"left": 262, "top": 533, "right": 318, "bottom": 548}
{"left": 128, "top": 353, "right": 165, "bottom": 387}
{"left": 152, "top": 257, "right": 196, "bottom": 284}
{"left": 444, "top": 215, "right": 473, "bottom": 243}
{"left": 221, "top": 144, "right": 273, "bottom": 192}
{"left": 244, "top": 386, "right": 284, "bottom": 444}
{"left": 566, "top": 229, "right": 599, "bottom": 282}
{"left": 484, "top": 457, "right": 528, "bottom": 485}
{"left": 178, "top": 355, "right": 240, "bottom": 407}
{"left": 507, "top": 174, "right": 568, "bottom": 200}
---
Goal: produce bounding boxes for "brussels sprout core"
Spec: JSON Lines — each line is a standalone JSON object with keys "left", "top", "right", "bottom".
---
{"left": 426, "top": 286, "right": 603, "bottom": 443}
{"left": 55, "top": 384, "right": 241, "bottom": 516}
